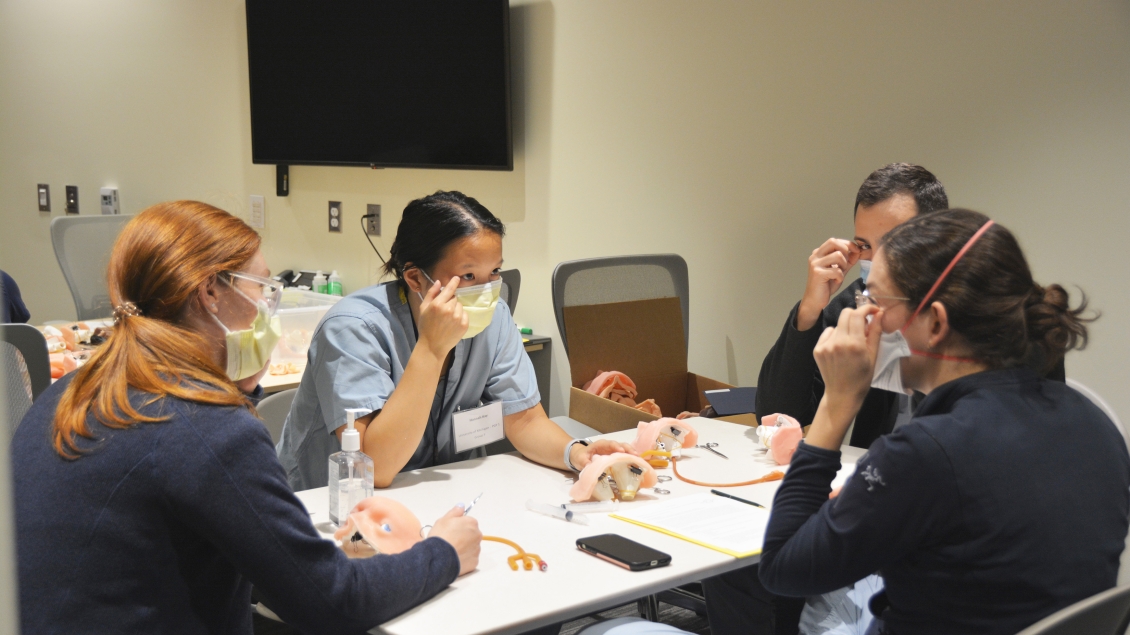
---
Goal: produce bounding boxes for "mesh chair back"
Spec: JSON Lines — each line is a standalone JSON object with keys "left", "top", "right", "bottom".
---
{"left": 256, "top": 388, "right": 297, "bottom": 445}
{"left": 552, "top": 255, "right": 689, "bottom": 355}
{"left": 50, "top": 215, "right": 133, "bottom": 320}
{"left": 1014, "top": 584, "right": 1130, "bottom": 635}
{"left": 0, "top": 324, "right": 51, "bottom": 437}
{"left": 499, "top": 269, "right": 521, "bottom": 315}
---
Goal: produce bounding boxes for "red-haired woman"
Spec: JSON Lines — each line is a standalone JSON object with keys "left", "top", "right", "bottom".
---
{"left": 12, "top": 201, "right": 480, "bottom": 635}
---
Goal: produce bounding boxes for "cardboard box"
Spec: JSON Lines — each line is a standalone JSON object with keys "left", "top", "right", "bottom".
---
{"left": 564, "top": 297, "right": 755, "bottom": 434}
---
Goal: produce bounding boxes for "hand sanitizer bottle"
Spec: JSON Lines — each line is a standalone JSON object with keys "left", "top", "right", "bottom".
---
{"left": 312, "top": 270, "right": 328, "bottom": 295}
{"left": 327, "top": 270, "right": 343, "bottom": 296}
{"left": 328, "top": 408, "right": 375, "bottom": 526}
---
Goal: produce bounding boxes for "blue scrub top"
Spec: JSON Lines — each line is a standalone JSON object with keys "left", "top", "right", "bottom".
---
{"left": 277, "top": 281, "right": 540, "bottom": 491}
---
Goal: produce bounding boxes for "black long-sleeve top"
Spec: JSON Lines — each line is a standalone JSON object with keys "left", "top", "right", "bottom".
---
{"left": 758, "top": 368, "right": 1130, "bottom": 635}
{"left": 756, "top": 279, "right": 903, "bottom": 448}
{"left": 13, "top": 374, "right": 460, "bottom": 635}
{"left": 756, "top": 280, "right": 1067, "bottom": 448}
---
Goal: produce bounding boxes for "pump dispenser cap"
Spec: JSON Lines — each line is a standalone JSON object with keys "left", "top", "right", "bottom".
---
{"left": 342, "top": 408, "right": 367, "bottom": 452}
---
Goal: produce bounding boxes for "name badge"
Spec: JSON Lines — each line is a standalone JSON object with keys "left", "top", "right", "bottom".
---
{"left": 453, "top": 400, "right": 505, "bottom": 454}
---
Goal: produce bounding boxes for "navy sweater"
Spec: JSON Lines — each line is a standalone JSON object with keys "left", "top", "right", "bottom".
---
{"left": 13, "top": 375, "right": 460, "bottom": 635}
{"left": 759, "top": 368, "right": 1130, "bottom": 634}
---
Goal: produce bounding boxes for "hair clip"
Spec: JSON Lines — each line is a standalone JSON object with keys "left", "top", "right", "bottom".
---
{"left": 112, "top": 302, "right": 142, "bottom": 323}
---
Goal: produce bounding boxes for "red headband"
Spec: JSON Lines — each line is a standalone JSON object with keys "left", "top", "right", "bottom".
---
{"left": 900, "top": 220, "right": 995, "bottom": 362}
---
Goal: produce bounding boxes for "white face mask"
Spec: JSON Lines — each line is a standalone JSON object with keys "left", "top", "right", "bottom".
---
{"left": 210, "top": 280, "right": 282, "bottom": 381}
{"left": 871, "top": 330, "right": 912, "bottom": 395}
{"left": 417, "top": 270, "right": 502, "bottom": 340}
{"left": 859, "top": 260, "right": 872, "bottom": 284}
{"left": 867, "top": 219, "right": 997, "bottom": 395}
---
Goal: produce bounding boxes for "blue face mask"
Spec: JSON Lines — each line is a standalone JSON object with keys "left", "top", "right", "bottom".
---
{"left": 859, "top": 260, "right": 872, "bottom": 284}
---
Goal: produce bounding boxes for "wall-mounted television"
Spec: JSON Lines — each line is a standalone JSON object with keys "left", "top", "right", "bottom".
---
{"left": 246, "top": 0, "right": 512, "bottom": 170}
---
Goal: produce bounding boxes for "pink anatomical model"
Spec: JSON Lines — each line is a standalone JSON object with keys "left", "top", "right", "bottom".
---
{"left": 756, "top": 414, "right": 804, "bottom": 465}
{"left": 631, "top": 418, "right": 699, "bottom": 458}
{"left": 333, "top": 497, "right": 423, "bottom": 558}
{"left": 570, "top": 453, "right": 658, "bottom": 502}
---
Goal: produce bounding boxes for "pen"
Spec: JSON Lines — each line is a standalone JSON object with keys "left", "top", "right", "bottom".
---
{"left": 461, "top": 492, "right": 483, "bottom": 515}
{"left": 710, "top": 489, "right": 766, "bottom": 509}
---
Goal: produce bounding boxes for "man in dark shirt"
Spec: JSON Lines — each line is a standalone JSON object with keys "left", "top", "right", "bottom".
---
{"left": 756, "top": 163, "right": 948, "bottom": 449}
{"left": 704, "top": 163, "right": 949, "bottom": 635}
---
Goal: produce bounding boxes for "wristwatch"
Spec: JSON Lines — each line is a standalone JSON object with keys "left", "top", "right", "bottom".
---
{"left": 564, "top": 438, "right": 590, "bottom": 472}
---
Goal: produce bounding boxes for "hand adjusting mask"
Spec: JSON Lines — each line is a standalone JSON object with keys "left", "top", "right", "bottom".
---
{"left": 866, "top": 220, "right": 995, "bottom": 395}
{"left": 418, "top": 270, "right": 502, "bottom": 339}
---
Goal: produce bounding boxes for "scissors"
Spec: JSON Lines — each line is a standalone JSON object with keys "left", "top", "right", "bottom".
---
{"left": 695, "top": 442, "right": 729, "bottom": 460}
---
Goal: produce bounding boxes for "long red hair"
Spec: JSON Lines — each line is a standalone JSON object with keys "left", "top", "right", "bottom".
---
{"left": 53, "top": 201, "right": 261, "bottom": 458}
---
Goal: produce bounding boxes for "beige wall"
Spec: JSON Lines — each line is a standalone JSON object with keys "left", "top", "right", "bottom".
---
{"left": 2, "top": 0, "right": 1128, "bottom": 431}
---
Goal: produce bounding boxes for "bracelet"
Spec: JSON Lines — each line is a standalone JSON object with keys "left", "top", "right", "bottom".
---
{"left": 563, "top": 438, "right": 590, "bottom": 472}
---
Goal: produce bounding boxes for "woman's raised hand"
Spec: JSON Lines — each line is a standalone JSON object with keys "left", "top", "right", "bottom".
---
{"left": 417, "top": 276, "right": 469, "bottom": 359}
{"left": 813, "top": 305, "right": 882, "bottom": 419}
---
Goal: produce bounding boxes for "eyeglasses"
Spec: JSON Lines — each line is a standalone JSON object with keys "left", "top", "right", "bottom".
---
{"left": 855, "top": 289, "right": 909, "bottom": 309}
{"left": 224, "top": 271, "right": 283, "bottom": 315}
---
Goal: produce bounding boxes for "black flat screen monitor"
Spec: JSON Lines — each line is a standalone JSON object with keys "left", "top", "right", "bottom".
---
{"left": 246, "top": 0, "right": 511, "bottom": 170}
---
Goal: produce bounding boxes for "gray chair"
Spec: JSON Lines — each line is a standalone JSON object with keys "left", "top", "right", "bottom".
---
{"left": 256, "top": 388, "right": 297, "bottom": 445}
{"left": 1014, "top": 584, "right": 1130, "bottom": 635}
{"left": 0, "top": 324, "right": 51, "bottom": 437}
{"left": 50, "top": 215, "right": 133, "bottom": 320}
{"left": 500, "top": 268, "right": 521, "bottom": 315}
{"left": 551, "top": 254, "right": 689, "bottom": 356}
{"left": 1067, "top": 379, "right": 1125, "bottom": 441}
{"left": 551, "top": 254, "right": 701, "bottom": 620}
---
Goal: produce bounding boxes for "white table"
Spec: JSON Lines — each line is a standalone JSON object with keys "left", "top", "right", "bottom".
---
{"left": 293, "top": 418, "right": 863, "bottom": 635}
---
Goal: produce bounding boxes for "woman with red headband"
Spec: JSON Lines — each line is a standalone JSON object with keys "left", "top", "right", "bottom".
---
{"left": 757, "top": 209, "right": 1130, "bottom": 634}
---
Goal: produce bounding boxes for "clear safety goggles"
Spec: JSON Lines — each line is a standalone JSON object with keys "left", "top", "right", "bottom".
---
{"left": 223, "top": 271, "right": 283, "bottom": 316}
{"left": 854, "top": 288, "right": 910, "bottom": 310}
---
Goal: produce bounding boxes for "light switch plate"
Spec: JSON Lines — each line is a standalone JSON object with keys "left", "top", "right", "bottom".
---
{"left": 65, "top": 185, "right": 79, "bottom": 214}
{"left": 37, "top": 184, "right": 50, "bottom": 212}
{"left": 328, "top": 201, "right": 342, "bottom": 233}
{"left": 100, "top": 187, "right": 120, "bottom": 215}
{"left": 365, "top": 204, "right": 381, "bottom": 236}
{"left": 249, "top": 195, "right": 265, "bottom": 229}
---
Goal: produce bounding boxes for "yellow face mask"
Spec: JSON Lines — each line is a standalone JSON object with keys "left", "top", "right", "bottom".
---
{"left": 211, "top": 277, "right": 283, "bottom": 381}
{"left": 454, "top": 279, "right": 502, "bottom": 339}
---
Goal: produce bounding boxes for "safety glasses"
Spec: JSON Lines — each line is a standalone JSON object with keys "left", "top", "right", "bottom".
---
{"left": 224, "top": 271, "right": 283, "bottom": 316}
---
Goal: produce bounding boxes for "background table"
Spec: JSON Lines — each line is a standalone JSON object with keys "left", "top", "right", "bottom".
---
{"left": 293, "top": 418, "right": 863, "bottom": 635}
{"left": 259, "top": 333, "right": 554, "bottom": 400}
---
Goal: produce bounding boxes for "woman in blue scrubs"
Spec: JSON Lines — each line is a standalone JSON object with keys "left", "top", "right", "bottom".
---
{"left": 278, "top": 191, "right": 630, "bottom": 490}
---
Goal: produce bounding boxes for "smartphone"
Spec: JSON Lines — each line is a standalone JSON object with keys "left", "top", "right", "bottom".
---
{"left": 576, "top": 534, "right": 672, "bottom": 571}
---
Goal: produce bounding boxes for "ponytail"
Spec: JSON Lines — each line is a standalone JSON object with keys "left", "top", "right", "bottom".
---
{"left": 882, "top": 209, "right": 1098, "bottom": 372}
{"left": 52, "top": 202, "right": 259, "bottom": 459}
{"left": 1024, "top": 283, "right": 1095, "bottom": 374}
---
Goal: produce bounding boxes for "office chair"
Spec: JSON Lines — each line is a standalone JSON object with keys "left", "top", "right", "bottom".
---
{"left": 50, "top": 215, "right": 133, "bottom": 320}
{"left": 256, "top": 388, "right": 298, "bottom": 446}
{"left": 551, "top": 254, "right": 703, "bottom": 619}
{"left": 500, "top": 268, "right": 521, "bottom": 315}
{"left": 1014, "top": 584, "right": 1130, "bottom": 635}
{"left": 0, "top": 324, "right": 51, "bottom": 438}
{"left": 551, "top": 254, "right": 689, "bottom": 356}
{"left": 1066, "top": 379, "right": 1125, "bottom": 441}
